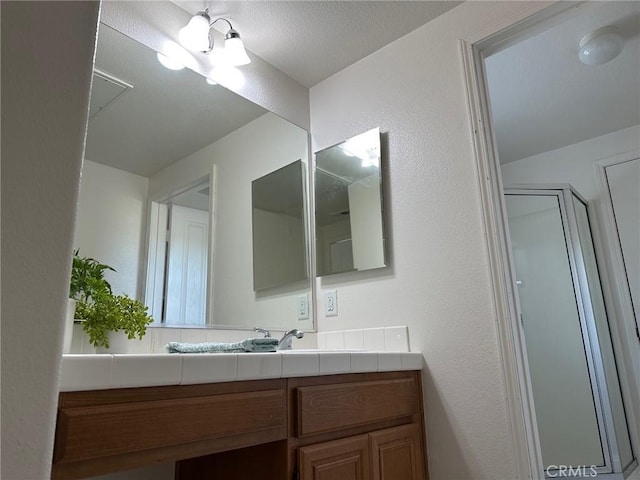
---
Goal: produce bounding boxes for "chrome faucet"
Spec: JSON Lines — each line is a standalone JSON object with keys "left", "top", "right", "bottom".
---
{"left": 278, "top": 329, "right": 304, "bottom": 350}
{"left": 254, "top": 327, "right": 271, "bottom": 338}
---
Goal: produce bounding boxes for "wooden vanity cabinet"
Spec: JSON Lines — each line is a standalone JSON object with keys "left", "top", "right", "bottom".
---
{"left": 52, "top": 371, "right": 427, "bottom": 480}
{"left": 298, "top": 424, "right": 424, "bottom": 480}
{"left": 290, "top": 371, "right": 427, "bottom": 480}
{"left": 52, "top": 379, "right": 287, "bottom": 480}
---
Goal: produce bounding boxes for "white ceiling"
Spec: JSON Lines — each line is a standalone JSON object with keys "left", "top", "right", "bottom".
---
{"left": 172, "top": 1, "right": 462, "bottom": 87}
{"left": 485, "top": 1, "right": 640, "bottom": 164}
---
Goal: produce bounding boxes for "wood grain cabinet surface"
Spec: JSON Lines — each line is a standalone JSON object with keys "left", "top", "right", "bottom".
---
{"left": 52, "top": 371, "right": 427, "bottom": 480}
{"left": 299, "top": 435, "right": 371, "bottom": 480}
{"left": 298, "top": 424, "right": 425, "bottom": 480}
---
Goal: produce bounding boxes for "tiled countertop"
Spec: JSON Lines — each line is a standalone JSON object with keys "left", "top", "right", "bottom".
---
{"left": 60, "top": 351, "right": 424, "bottom": 392}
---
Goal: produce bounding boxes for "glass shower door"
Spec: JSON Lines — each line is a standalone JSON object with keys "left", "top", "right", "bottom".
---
{"left": 505, "top": 192, "right": 605, "bottom": 470}
{"left": 570, "top": 196, "right": 634, "bottom": 472}
{"left": 504, "top": 186, "right": 635, "bottom": 478}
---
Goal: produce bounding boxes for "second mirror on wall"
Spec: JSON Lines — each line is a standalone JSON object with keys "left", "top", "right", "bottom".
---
{"left": 315, "top": 128, "right": 387, "bottom": 276}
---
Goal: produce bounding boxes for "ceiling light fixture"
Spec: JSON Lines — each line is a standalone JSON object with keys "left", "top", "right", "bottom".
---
{"left": 179, "top": 9, "right": 251, "bottom": 67}
{"left": 578, "top": 26, "right": 624, "bottom": 66}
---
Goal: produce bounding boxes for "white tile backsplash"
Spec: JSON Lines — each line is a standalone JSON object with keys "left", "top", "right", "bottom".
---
{"left": 363, "top": 327, "right": 386, "bottom": 351}
{"left": 291, "top": 332, "right": 317, "bottom": 350}
{"left": 384, "top": 326, "right": 409, "bottom": 352}
{"left": 60, "top": 326, "right": 417, "bottom": 391}
{"left": 151, "top": 328, "right": 181, "bottom": 353}
{"left": 205, "top": 329, "right": 230, "bottom": 343}
{"left": 179, "top": 329, "right": 208, "bottom": 345}
{"left": 324, "top": 331, "right": 345, "bottom": 350}
{"left": 71, "top": 325, "right": 408, "bottom": 357}
{"left": 127, "top": 335, "right": 152, "bottom": 354}
{"left": 343, "top": 329, "right": 364, "bottom": 350}
{"left": 317, "top": 326, "right": 409, "bottom": 352}
{"left": 316, "top": 333, "right": 327, "bottom": 350}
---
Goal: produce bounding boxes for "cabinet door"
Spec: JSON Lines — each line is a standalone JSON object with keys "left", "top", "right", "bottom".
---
{"left": 299, "top": 435, "right": 370, "bottom": 480}
{"left": 370, "top": 424, "right": 425, "bottom": 480}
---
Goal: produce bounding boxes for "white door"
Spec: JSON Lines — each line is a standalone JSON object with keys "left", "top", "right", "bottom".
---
{"left": 165, "top": 205, "right": 209, "bottom": 325}
{"left": 605, "top": 157, "right": 640, "bottom": 331}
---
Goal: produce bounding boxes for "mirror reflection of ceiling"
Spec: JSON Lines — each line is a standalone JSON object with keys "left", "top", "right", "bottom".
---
{"left": 172, "top": 1, "right": 463, "bottom": 87}
{"left": 485, "top": 1, "right": 640, "bottom": 164}
{"left": 86, "top": 24, "right": 267, "bottom": 177}
{"left": 315, "top": 134, "right": 380, "bottom": 227}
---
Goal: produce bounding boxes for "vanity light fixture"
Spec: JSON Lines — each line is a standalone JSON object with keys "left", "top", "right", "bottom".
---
{"left": 578, "top": 26, "right": 624, "bottom": 66}
{"left": 179, "top": 9, "right": 251, "bottom": 66}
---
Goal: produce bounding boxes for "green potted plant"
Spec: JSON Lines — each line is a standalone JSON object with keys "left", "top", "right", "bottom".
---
{"left": 69, "top": 251, "right": 153, "bottom": 352}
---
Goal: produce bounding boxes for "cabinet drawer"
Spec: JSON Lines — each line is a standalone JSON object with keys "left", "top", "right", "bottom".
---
{"left": 54, "top": 388, "right": 286, "bottom": 464}
{"left": 296, "top": 377, "right": 419, "bottom": 437}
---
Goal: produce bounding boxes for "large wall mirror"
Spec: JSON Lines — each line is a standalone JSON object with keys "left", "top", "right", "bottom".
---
{"left": 315, "top": 128, "right": 387, "bottom": 276}
{"left": 74, "top": 23, "right": 313, "bottom": 331}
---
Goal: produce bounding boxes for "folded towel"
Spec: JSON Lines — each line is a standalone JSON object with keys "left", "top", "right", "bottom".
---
{"left": 166, "top": 337, "right": 279, "bottom": 354}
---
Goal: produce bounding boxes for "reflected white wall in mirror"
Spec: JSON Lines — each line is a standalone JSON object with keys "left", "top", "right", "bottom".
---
{"left": 75, "top": 23, "right": 313, "bottom": 331}
{"left": 315, "top": 128, "right": 386, "bottom": 276}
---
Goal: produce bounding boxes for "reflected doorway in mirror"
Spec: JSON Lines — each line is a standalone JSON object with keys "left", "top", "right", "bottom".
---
{"left": 146, "top": 178, "right": 212, "bottom": 326}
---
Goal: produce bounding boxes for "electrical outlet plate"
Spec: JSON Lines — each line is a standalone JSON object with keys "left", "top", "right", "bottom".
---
{"left": 324, "top": 290, "right": 338, "bottom": 317}
{"left": 297, "top": 294, "right": 309, "bottom": 320}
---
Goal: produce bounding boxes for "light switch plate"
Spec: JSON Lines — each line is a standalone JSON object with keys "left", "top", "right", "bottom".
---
{"left": 324, "top": 290, "right": 338, "bottom": 317}
{"left": 297, "top": 294, "right": 309, "bottom": 320}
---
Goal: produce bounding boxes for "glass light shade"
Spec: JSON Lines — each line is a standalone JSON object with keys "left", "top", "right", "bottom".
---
{"left": 179, "top": 13, "right": 211, "bottom": 52}
{"left": 156, "top": 52, "right": 185, "bottom": 71}
{"left": 224, "top": 32, "right": 251, "bottom": 66}
{"left": 579, "top": 27, "right": 624, "bottom": 66}
{"left": 208, "top": 66, "right": 245, "bottom": 89}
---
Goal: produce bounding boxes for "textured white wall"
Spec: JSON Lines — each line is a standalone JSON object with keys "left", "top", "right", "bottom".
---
{"left": 501, "top": 125, "right": 640, "bottom": 200}
{"left": 1, "top": 2, "right": 100, "bottom": 478}
{"left": 309, "top": 2, "right": 559, "bottom": 478}
{"left": 75, "top": 160, "right": 149, "bottom": 299}
{"left": 150, "top": 113, "right": 312, "bottom": 331}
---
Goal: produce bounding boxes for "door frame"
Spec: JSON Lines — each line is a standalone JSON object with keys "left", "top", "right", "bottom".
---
{"left": 459, "top": 2, "right": 640, "bottom": 478}
{"left": 595, "top": 152, "right": 640, "bottom": 466}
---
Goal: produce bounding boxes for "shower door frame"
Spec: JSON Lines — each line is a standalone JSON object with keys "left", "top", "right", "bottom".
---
{"left": 505, "top": 185, "right": 620, "bottom": 477}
